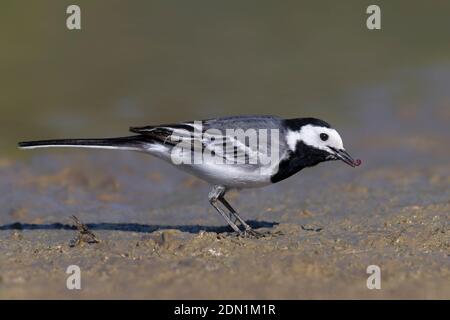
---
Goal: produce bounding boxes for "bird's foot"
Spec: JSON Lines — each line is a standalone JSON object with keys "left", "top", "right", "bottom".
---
{"left": 241, "top": 228, "right": 266, "bottom": 239}
{"left": 223, "top": 227, "right": 279, "bottom": 239}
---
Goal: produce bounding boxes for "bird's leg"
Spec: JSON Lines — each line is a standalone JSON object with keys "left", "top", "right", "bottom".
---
{"left": 208, "top": 186, "right": 242, "bottom": 234}
{"left": 218, "top": 197, "right": 250, "bottom": 230}
{"left": 218, "top": 195, "right": 264, "bottom": 238}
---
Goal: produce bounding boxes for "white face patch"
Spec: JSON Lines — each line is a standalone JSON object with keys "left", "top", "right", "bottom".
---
{"left": 286, "top": 124, "right": 344, "bottom": 153}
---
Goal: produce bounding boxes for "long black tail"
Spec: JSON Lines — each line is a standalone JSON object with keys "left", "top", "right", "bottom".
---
{"left": 18, "top": 135, "right": 150, "bottom": 151}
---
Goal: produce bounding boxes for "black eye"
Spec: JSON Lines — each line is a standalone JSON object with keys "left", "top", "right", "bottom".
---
{"left": 320, "top": 133, "right": 328, "bottom": 141}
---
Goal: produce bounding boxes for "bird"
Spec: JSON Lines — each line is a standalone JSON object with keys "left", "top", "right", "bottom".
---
{"left": 18, "top": 115, "right": 360, "bottom": 237}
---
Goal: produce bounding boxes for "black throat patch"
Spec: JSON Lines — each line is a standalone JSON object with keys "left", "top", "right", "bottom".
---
{"left": 270, "top": 141, "right": 331, "bottom": 183}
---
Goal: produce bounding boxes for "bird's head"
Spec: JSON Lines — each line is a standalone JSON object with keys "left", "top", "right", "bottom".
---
{"left": 285, "top": 118, "right": 361, "bottom": 168}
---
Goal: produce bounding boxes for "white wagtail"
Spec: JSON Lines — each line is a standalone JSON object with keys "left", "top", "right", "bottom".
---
{"left": 19, "top": 115, "right": 360, "bottom": 237}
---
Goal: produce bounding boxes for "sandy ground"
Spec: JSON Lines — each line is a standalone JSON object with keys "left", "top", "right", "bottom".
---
{"left": 0, "top": 125, "right": 449, "bottom": 299}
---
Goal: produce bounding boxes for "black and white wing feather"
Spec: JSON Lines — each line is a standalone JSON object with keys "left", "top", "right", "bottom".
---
{"left": 130, "top": 115, "right": 287, "bottom": 166}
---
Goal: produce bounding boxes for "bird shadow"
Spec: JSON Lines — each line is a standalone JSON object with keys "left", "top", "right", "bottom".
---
{"left": 0, "top": 220, "right": 278, "bottom": 234}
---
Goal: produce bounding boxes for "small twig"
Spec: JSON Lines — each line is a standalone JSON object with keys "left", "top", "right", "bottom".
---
{"left": 69, "top": 215, "right": 100, "bottom": 247}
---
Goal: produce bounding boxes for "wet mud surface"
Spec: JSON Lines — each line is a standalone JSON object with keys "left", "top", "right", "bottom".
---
{"left": 1, "top": 129, "right": 449, "bottom": 298}
{"left": 1, "top": 66, "right": 450, "bottom": 299}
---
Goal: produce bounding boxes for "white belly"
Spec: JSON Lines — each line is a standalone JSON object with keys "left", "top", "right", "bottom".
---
{"left": 179, "top": 162, "right": 273, "bottom": 188}
{"left": 144, "top": 143, "right": 275, "bottom": 188}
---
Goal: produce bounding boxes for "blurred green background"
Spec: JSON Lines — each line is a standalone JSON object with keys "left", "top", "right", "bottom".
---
{"left": 1, "top": 0, "right": 450, "bottom": 155}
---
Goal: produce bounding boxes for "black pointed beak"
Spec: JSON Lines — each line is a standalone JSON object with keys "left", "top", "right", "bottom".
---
{"left": 330, "top": 147, "right": 361, "bottom": 168}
